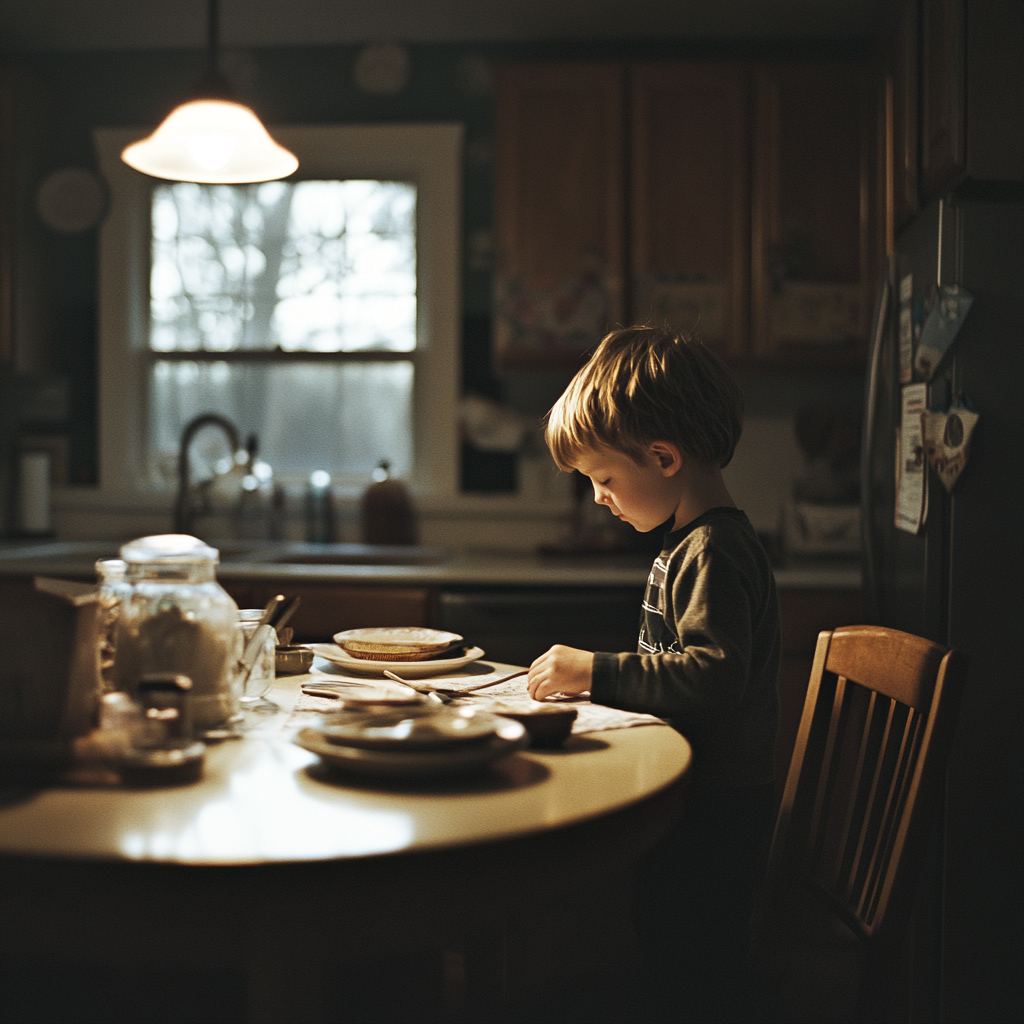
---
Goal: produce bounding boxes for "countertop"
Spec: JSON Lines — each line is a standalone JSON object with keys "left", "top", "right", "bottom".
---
{"left": 0, "top": 539, "right": 863, "bottom": 591}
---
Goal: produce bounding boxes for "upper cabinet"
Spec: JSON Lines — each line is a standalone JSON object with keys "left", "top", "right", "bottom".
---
{"left": 630, "top": 64, "right": 750, "bottom": 363}
{"left": 493, "top": 63, "right": 625, "bottom": 372}
{"left": 882, "top": 0, "right": 1023, "bottom": 224}
{"left": 494, "top": 59, "right": 875, "bottom": 373}
{"left": 751, "top": 62, "right": 873, "bottom": 366}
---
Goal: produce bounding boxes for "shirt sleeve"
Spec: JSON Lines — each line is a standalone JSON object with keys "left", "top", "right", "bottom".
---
{"left": 590, "top": 543, "right": 755, "bottom": 724}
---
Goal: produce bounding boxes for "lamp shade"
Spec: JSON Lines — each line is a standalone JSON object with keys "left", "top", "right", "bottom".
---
{"left": 121, "top": 99, "right": 298, "bottom": 184}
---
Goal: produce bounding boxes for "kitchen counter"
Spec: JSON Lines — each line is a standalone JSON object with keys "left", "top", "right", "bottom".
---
{"left": 0, "top": 539, "right": 862, "bottom": 590}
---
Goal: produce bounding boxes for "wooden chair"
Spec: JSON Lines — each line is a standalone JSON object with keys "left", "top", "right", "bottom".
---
{"left": 753, "top": 625, "right": 966, "bottom": 1023}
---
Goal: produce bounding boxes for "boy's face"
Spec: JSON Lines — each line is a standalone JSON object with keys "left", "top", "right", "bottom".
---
{"left": 572, "top": 444, "right": 683, "bottom": 533}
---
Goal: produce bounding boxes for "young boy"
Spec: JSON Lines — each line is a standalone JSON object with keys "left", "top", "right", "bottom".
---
{"left": 527, "top": 326, "right": 780, "bottom": 1022}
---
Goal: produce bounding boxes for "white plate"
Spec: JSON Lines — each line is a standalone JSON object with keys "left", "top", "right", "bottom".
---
{"left": 295, "top": 721, "right": 527, "bottom": 779}
{"left": 320, "top": 705, "right": 507, "bottom": 750}
{"left": 309, "top": 644, "right": 485, "bottom": 677}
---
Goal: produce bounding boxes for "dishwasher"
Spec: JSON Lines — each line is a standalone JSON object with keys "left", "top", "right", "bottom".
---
{"left": 437, "top": 587, "right": 645, "bottom": 667}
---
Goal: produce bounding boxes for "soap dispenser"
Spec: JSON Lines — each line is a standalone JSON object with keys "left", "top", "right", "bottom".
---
{"left": 360, "top": 460, "right": 417, "bottom": 545}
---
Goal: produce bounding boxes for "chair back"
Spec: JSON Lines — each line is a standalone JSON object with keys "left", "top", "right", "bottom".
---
{"left": 767, "top": 625, "right": 966, "bottom": 946}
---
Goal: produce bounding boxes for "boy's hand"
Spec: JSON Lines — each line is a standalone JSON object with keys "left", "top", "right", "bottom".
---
{"left": 527, "top": 645, "right": 594, "bottom": 702}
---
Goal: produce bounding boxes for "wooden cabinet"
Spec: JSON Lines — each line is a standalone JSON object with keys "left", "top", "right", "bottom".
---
{"left": 0, "top": 66, "right": 17, "bottom": 371}
{"left": 921, "top": 0, "right": 968, "bottom": 198}
{"left": 493, "top": 63, "right": 625, "bottom": 371}
{"left": 885, "top": 0, "right": 921, "bottom": 234}
{"left": 891, "top": 0, "right": 1024, "bottom": 210}
{"left": 221, "top": 583, "right": 433, "bottom": 643}
{"left": 752, "top": 62, "right": 874, "bottom": 366}
{"left": 630, "top": 64, "right": 750, "bottom": 362}
{"left": 495, "top": 59, "right": 875, "bottom": 372}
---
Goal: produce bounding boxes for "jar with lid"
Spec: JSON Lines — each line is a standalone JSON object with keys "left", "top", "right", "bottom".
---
{"left": 112, "top": 535, "right": 242, "bottom": 731}
{"left": 95, "top": 558, "right": 131, "bottom": 692}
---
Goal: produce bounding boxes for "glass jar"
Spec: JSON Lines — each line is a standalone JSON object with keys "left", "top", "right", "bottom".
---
{"left": 112, "top": 534, "right": 242, "bottom": 730}
{"left": 95, "top": 558, "right": 131, "bottom": 692}
{"left": 236, "top": 608, "right": 276, "bottom": 703}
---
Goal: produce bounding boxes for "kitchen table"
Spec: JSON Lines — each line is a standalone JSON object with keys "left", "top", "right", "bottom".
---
{"left": 0, "top": 662, "right": 691, "bottom": 1023}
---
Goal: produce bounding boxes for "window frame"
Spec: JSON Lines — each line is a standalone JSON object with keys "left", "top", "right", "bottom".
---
{"left": 94, "top": 123, "right": 462, "bottom": 503}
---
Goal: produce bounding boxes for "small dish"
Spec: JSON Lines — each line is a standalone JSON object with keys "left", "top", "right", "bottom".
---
{"left": 309, "top": 644, "right": 485, "bottom": 678}
{"left": 295, "top": 718, "right": 527, "bottom": 779}
{"left": 276, "top": 645, "right": 314, "bottom": 674}
{"left": 485, "top": 704, "right": 578, "bottom": 748}
{"left": 320, "top": 705, "right": 506, "bottom": 751}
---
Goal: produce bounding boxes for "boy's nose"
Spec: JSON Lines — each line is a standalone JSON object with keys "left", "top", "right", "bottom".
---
{"left": 593, "top": 483, "right": 610, "bottom": 505}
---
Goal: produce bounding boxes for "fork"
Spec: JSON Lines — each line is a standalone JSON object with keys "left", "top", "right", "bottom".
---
{"left": 383, "top": 668, "right": 528, "bottom": 699}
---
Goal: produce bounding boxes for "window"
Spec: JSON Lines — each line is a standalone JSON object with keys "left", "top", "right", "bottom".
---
{"left": 148, "top": 179, "right": 416, "bottom": 480}
{"left": 95, "top": 124, "right": 461, "bottom": 500}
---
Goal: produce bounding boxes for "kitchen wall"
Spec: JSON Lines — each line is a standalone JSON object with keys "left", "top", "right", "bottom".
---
{"left": 1, "top": 34, "right": 867, "bottom": 547}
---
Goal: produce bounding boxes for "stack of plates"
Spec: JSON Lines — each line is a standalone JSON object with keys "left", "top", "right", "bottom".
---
{"left": 311, "top": 627, "right": 485, "bottom": 677}
{"left": 295, "top": 705, "right": 528, "bottom": 779}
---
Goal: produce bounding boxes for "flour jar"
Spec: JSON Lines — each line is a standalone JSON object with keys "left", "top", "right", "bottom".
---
{"left": 112, "top": 535, "right": 242, "bottom": 731}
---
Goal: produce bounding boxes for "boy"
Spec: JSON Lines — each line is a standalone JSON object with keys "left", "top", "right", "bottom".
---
{"left": 527, "top": 326, "right": 779, "bottom": 1022}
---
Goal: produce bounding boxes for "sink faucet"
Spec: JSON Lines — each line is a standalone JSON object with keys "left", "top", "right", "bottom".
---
{"left": 174, "top": 413, "right": 241, "bottom": 535}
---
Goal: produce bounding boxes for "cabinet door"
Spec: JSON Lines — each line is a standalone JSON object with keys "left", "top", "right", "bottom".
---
{"left": 920, "top": 0, "right": 966, "bottom": 199}
{"left": 886, "top": 0, "right": 920, "bottom": 234}
{"left": 0, "top": 67, "right": 16, "bottom": 370}
{"left": 222, "top": 584, "right": 433, "bottom": 643}
{"left": 752, "top": 62, "right": 873, "bottom": 366}
{"left": 494, "top": 63, "right": 625, "bottom": 371}
{"left": 630, "top": 64, "right": 750, "bottom": 361}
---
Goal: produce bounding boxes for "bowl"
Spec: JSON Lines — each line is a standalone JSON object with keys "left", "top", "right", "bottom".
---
{"left": 489, "top": 705, "right": 577, "bottom": 748}
{"left": 275, "top": 645, "right": 314, "bottom": 674}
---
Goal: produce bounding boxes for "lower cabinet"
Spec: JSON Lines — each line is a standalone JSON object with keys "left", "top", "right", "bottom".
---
{"left": 436, "top": 587, "right": 646, "bottom": 668}
{"left": 222, "top": 583, "right": 433, "bottom": 643}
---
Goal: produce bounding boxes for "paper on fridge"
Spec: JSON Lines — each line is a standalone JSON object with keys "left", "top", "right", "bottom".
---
{"left": 896, "top": 383, "right": 928, "bottom": 534}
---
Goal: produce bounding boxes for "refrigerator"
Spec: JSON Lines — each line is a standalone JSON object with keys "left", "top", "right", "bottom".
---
{"left": 861, "top": 196, "right": 1023, "bottom": 1022}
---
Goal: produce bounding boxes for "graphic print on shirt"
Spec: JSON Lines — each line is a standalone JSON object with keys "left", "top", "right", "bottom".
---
{"left": 638, "top": 555, "right": 682, "bottom": 655}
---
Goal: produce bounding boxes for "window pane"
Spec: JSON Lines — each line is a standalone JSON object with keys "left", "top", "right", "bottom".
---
{"left": 151, "top": 180, "right": 417, "bottom": 353}
{"left": 149, "top": 361, "right": 413, "bottom": 479}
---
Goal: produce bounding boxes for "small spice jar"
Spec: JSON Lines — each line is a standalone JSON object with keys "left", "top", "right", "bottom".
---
{"left": 112, "top": 535, "right": 242, "bottom": 732}
{"left": 95, "top": 558, "right": 130, "bottom": 692}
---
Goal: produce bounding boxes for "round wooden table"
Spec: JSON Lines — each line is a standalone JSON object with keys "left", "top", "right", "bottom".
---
{"left": 0, "top": 664, "right": 691, "bottom": 1022}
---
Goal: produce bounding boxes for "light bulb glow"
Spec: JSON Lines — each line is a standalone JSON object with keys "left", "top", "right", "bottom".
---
{"left": 185, "top": 134, "right": 236, "bottom": 172}
{"left": 122, "top": 99, "right": 298, "bottom": 184}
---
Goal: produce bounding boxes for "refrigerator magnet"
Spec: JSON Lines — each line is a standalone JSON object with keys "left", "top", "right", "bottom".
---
{"left": 921, "top": 401, "right": 980, "bottom": 493}
{"left": 914, "top": 284, "right": 974, "bottom": 380}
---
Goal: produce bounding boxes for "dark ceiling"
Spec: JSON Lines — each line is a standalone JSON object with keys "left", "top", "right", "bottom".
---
{"left": 0, "top": 0, "right": 886, "bottom": 51}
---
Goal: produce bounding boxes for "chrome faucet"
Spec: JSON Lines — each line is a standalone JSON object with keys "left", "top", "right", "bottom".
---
{"left": 174, "top": 413, "right": 241, "bottom": 535}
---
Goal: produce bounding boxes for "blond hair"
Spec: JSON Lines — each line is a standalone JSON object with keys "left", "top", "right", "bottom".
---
{"left": 544, "top": 326, "right": 744, "bottom": 470}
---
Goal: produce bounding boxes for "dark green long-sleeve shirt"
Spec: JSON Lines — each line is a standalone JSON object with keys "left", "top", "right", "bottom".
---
{"left": 591, "top": 507, "right": 780, "bottom": 785}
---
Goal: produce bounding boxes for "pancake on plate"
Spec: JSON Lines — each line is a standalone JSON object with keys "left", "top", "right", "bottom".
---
{"left": 333, "top": 626, "right": 464, "bottom": 662}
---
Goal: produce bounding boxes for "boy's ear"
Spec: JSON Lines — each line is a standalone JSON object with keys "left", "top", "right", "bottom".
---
{"left": 649, "top": 441, "right": 685, "bottom": 476}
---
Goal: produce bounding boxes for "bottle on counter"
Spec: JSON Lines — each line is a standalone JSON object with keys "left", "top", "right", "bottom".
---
{"left": 360, "top": 460, "right": 417, "bottom": 545}
{"left": 112, "top": 535, "right": 243, "bottom": 734}
{"left": 305, "top": 470, "right": 336, "bottom": 543}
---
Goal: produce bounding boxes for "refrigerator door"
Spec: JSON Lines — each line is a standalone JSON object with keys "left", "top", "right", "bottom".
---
{"left": 862, "top": 201, "right": 954, "bottom": 643}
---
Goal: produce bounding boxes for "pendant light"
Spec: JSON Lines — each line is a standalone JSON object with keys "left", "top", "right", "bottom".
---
{"left": 121, "top": 0, "right": 298, "bottom": 184}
